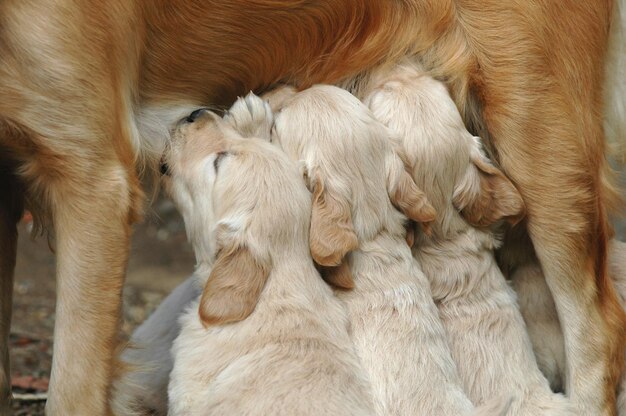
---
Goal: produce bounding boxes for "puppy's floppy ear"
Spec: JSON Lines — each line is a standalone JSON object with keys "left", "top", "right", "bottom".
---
{"left": 199, "top": 237, "right": 270, "bottom": 326}
{"left": 453, "top": 141, "right": 526, "bottom": 227}
{"left": 387, "top": 152, "right": 436, "bottom": 229}
{"left": 307, "top": 168, "right": 359, "bottom": 268}
{"left": 317, "top": 260, "right": 354, "bottom": 290}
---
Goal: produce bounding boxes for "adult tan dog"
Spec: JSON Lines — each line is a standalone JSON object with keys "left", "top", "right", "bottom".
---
{"left": 0, "top": 1, "right": 624, "bottom": 414}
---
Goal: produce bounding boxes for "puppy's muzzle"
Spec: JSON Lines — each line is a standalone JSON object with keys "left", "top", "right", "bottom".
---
{"left": 159, "top": 156, "right": 170, "bottom": 176}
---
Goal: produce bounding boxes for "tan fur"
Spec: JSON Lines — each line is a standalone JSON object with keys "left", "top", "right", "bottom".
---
{"left": 453, "top": 153, "right": 526, "bottom": 228}
{"left": 199, "top": 243, "right": 270, "bottom": 326}
{"left": 263, "top": 85, "right": 299, "bottom": 112}
{"left": 605, "top": 0, "right": 626, "bottom": 166}
{"left": 389, "top": 167, "right": 437, "bottom": 226}
{"left": 512, "top": 239, "right": 626, "bottom": 416}
{"left": 0, "top": 1, "right": 623, "bottom": 413}
{"left": 317, "top": 261, "right": 355, "bottom": 290}
{"left": 309, "top": 169, "right": 360, "bottom": 267}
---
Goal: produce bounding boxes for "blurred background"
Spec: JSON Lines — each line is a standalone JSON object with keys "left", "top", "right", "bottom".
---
{"left": 10, "top": 184, "right": 626, "bottom": 414}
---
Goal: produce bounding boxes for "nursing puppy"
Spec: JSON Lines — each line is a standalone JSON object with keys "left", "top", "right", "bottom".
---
{"left": 364, "top": 62, "right": 574, "bottom": 415}
{"left": 158, "top": 108, "right": 374, "bottom": 416}
{"left": 511, "top": 240, "right": 626, "bottom": 415}
{"left": 233, "top": 86, "right": 508, "bottom": 415}
{"left": 112, "top": 99, "right": 280, "bottom": 415}
{"left": 111, "top": 95, "right": 361, "bottom": 415}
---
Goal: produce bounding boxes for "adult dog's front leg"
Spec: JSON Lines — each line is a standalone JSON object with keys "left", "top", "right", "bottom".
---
{"left": 45, "top": 165, "right": 136, "bottom": 415}
{"left": 0, "top": 166, "right": 23, "bottom": 413}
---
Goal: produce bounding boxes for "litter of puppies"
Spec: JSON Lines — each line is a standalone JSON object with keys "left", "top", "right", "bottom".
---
{"left": 111, "top": 63, "right": 626, "bottom": 415}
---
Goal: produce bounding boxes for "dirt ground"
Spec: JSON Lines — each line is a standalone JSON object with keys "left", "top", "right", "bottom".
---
{"left": 10, "top": 195, "right": 195, "bottom": 415}
{"left": 9, "top": 190, "right": 626, "bottom": 414}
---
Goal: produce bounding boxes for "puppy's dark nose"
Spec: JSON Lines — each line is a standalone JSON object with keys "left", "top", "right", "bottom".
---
{"left": 186, "top": 108, "right": 208, "bottom": 123}
{"left": 159, "top": 156, "right": 170, "bottom": 176}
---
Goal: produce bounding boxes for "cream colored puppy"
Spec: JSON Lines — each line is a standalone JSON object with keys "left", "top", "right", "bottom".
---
{"left": 363, "top": 61, "right": 575, "bottom": 415}
{"left": 110, "top": 95, "right": 361, "bottom": 415}
{"left": 511, "top": 240, "right": 626, "bottom": 416}
{"left": 158, "top": 108, "right": 375, "bottom": 416}
{"left": 232, "top": 86, "right": 509, "bottom": 415}
{"left": 111, "top": 99, "right": 279, "bottom": 415}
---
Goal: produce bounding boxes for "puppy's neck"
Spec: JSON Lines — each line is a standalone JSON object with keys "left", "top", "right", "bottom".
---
{"left": 353, "top": 199, "right": 409, "bottom": 245}
{"left": 253, "top": 251, "right": 337, "bottom": 318}
{"left": 272, "top": 253, "right": 325, "bottom": 287}
{"left": 414, "top": 227, "right": 502, "bottom": 301}
{"left": 185, "top": 221, "right": 217, "bottom": 266}
{"left": 192, "top": 244, "right": 331, "bottom": 315}
{"left": 348, "top": 227, "right": 418, "bottom": 293}
{"left": 424, "top": 197, "right": 475, "bottom": 242}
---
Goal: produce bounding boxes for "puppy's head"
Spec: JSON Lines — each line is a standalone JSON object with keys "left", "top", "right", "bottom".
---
{"left": 161, "top": 109, "right": 311, "bottom": 326}
{"left": 270, "top": 85, "right": 435, "bottom": 266}
{"left": 364, "top": 63, "right": 525, "bottom": 233}
{"left": 225, "top": 90, "right": 359, "bottom": 290}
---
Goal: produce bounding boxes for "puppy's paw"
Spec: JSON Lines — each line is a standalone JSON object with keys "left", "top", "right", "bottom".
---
{"left": 225, "top": 92, "right": 273, "bottom": 141}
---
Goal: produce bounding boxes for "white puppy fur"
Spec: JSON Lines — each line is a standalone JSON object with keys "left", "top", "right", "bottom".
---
{"left": 231, "top": 86, "right": 510, "bottom": 415}
{"left": 158, "top": 109, "right": 374, "bottom": 416}
{"left": 363, "top": 60, "right": 575, "bottom": 415}
{"left": 512, "top": 239, "right": 626, "bottom": 416}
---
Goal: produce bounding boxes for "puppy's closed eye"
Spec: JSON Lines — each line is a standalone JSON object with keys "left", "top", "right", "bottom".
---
{"left": 214, "top": 151, "right": 229, "bottom": 172}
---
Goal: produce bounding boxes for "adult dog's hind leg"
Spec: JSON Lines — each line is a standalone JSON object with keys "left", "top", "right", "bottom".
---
{"left": 0, "top": 164, "right": 23, "bottom": 412}
{"left": 477, "top": 56, "right": 623, "bottom": 416}
{"left": 456, "top": 2, "right": 625, "bottom": 413}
